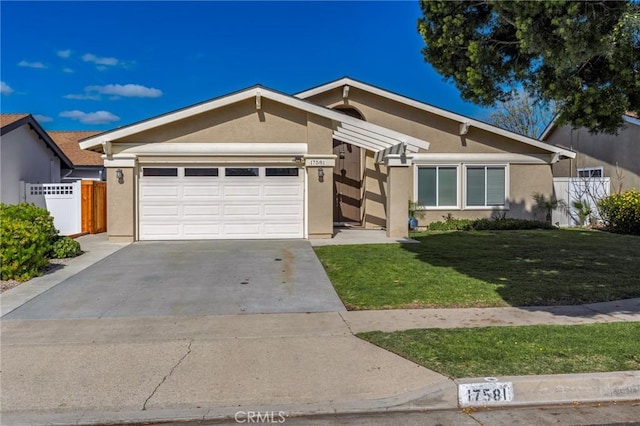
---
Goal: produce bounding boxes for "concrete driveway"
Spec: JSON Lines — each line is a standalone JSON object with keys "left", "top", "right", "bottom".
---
{"left": 3, "top": 240, "right": 345, "bottom": 319}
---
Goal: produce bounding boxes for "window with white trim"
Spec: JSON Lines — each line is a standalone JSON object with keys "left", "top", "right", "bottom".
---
{"left": 416, "top": 166, "right": 458, "bottom": 207}
{"left": 465, "top": 166, "right": 506, "bottom": 207}
{"left": 577, "top": 167, "right": 603, "bottom": 178}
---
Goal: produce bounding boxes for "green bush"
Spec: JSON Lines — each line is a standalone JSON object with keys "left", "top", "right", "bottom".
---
{"left": 1, "top": 203, "right": 59, "bottom": 281}
{"left": 598, "top": 189, "right": 640, "bottom": 235}
{"left": 51, "top": 236, "right": 82, "bottom": 259}
{"left": 426, "top": 214, "right": 553, "bottom": 232}
{"left": 471, "top": 218, "right": 553, "bottom": 230}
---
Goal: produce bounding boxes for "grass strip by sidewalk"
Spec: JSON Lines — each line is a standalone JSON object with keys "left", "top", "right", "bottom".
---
{"left": 314, "top": 230, "right": 640, "bottom": 309}
{"left": 358, "top": 322, "right": 640, "bottom": 379}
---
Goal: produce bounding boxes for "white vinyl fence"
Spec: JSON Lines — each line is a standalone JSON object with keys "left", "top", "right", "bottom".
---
{"left": 552, "top": 177, "right": 610, "bottom": 227}
{"left": 25, "top": 181, "right": 82, "bottom": 235}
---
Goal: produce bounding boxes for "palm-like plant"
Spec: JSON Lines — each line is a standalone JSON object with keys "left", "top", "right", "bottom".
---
{"left": 532, "top": 192, "right": 567, "bottom": 223}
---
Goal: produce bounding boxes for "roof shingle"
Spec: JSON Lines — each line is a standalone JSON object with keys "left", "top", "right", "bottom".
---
{"left": 0, "top": 113, "right": 30, "bottom": 128}
{"left": 48, "top": 131, "right": 103, "bottom": 166}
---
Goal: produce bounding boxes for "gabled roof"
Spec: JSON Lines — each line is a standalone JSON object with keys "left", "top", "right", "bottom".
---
{"left": 79, "top": 85, "right": 431, "bottom": 154}
{"left": 49, "top": 131, "right": 103, "bottom": 166}
{"left": 1, "top": 114, "right": 74, "bottom": 169}
{"left": 540, "top": 113, "right": 640, "bottom": 141}
{"left": 296, "top": 77, "right": 575, "bottom": 159}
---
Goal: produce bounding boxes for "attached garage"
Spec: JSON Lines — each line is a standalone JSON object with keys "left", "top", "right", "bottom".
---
{"left": 139, "top": 165, "right": 304, "bottom": 240}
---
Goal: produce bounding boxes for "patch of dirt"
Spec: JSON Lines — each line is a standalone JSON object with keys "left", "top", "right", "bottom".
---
{"left": 0, "top": 258, "right": 71, "bottom": 293}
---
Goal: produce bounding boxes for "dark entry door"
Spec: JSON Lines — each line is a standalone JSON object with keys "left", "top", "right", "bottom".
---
{"left": 333, "top": 140, "right": 362, "bottom": 224}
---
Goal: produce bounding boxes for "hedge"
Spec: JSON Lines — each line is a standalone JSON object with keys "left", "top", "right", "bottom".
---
{"left": 598, "top": 189, "right": 640, "bottom": 235}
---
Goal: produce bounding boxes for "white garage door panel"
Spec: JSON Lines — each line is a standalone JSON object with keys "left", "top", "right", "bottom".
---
{"left": 141, "top": 185, "right": 180, "bottom": 199}
{"left": 183, "top": 224, "right": 221, "bottom": 236}
{"left": 264, "top": 204, "right": 302, "bottom": 216}
{"left": 183, "top": 205, "right": 221, "bottom": 217}
{"left": 139, "top": 167, "right": 304, "bottom": 240}
{"left": 183, "top": 185, "right": 221, "bottom": 198}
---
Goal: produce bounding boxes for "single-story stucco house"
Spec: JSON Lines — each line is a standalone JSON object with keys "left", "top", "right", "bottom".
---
{"left": 1, "top": 114, "right": 73, "bottom": 204}
{"left": 542, "top": 112, "right": 640, "bottom": 193}
{"left": 79, "top": 77, "right": 575, "bottom": 242}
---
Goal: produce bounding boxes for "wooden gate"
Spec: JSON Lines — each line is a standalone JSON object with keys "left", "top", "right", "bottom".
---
{"left": 81, "top": 180, "right": 107, "bottom": 234}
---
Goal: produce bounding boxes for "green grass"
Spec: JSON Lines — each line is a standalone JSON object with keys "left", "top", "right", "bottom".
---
{"left": 314, "top": 230, "right": 640, "bottom": 309}
{"left": 358, "top": 322, "right": 640, "bottom": 378}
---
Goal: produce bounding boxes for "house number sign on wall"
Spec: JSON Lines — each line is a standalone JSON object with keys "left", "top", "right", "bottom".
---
{"left": 306, "top": 159, "right": 328, "bottom": 166}
{"left": 458, "top": 380, "right": 514, "bottom": 407}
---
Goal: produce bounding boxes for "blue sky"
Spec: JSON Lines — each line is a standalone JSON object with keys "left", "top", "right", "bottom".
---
{"left": 1, "top": 1, "right": 494, "bottom": 131}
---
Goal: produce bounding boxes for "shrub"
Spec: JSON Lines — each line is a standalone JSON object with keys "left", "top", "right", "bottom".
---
{"left": 1, "top": 203, "right": 58, "bottom": 281}
{"left": 427, "top": 214, "right": 474, "bottom": 231}
{"left": 471, "top": 218, "right": 553, "bottom": 230}
{"left": 51, "top": 236, "right": 82, "bottom": 259}
{"left": 426, "top": 214, "right": 553, "bottom": 232}
{"left": 598, "top": 189, "right": 640, "bottom": 235}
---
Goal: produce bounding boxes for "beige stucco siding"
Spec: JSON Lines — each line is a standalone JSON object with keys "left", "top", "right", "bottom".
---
{"left": 363, "top": 151, "right": 387, "bottom": 228}
{"left": 106, "top": 167, "right": 136, "bottom": 242}
{"left": 306, "top": 87, "right": 550, "bottom": 155}
{"left": 118, "top": 99, "right": 307, "bottom": 145}
{"left": 414, "top": 163, "right": 553, "bottom": 226}
{"left": 548, "top": 123, "right": 640, "bottom": 191}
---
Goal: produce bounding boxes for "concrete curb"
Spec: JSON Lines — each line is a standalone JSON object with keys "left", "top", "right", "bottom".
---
{"left": 456, "top": 371, "right": 640, "bottom": 408}
{"left": 3, "top": 372, "right": 640, "bottom": 425}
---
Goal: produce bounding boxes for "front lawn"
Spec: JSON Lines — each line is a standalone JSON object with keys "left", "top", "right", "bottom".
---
{"left": 358, "top": 322, "right": 640, "bottom": 378}
{"left": 314, "top": 230, "right": 640, "bottom": 309}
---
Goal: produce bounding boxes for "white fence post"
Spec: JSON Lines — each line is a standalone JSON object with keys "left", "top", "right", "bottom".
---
{"left": 25, "top": 181, "right": 82, "bottom": 235}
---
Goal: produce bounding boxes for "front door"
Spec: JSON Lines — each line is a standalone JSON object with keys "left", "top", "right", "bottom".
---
{"left": 333, "top": 140, "right": 362, "bottom": 224}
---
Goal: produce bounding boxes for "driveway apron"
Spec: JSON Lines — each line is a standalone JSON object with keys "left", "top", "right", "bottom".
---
{"left": 3, "top": 240, "right": 345, "bottom": 319}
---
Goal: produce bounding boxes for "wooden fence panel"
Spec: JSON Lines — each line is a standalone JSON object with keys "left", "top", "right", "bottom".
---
{"left": 81, "top": 181, "right": 107, "bottom": 234}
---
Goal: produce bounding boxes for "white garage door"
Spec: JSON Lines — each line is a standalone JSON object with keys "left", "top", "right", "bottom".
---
{"left": 139, "top": 166, "right": 304, "bottom": 240}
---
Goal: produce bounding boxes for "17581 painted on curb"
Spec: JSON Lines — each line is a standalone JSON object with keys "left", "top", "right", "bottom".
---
{"left": 459, "top": 381, "right": 514, "bottom": 407}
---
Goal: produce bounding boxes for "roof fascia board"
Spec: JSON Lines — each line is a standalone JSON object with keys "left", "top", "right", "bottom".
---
{"left": 2, "top": 115, "right": 74, "bottom": 168}
{"left": 297, "top": 77, "right": 573, "bottom": 157}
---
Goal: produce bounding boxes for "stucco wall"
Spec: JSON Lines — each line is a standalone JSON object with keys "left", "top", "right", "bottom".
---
{"left": 106, "top": 166, "right": 136, "bottom": 242}
{"left": 548, "top": 123, "right": 640, "bottom": 191}
{"left": 118, "top": 99, "right": 307, "bottom": 145}
{"left": 0, "top": 125, "right": 62, "bottom": 204}
{"left": 305, "top": 88, "right": 551, "bottom": 155}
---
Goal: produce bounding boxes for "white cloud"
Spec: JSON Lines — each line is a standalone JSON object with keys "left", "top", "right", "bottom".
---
{"left": 63, "top": 67, "right": 75, "bottom": 73}
{"left": 86, "top": 84, "right": 163, "bottom": 98}
{"left": 64, "top": 93, "right": 101, "bottom": 101}
{"left": 82, "top": 53, "right": 119, "bottom": 66}
{"left": 57, "top": 49, "right": 72, "bottom": 58}
{"left": 34, "top": 114, "right": 53, "bottom": 123}
{"left": 59, "top": 110, "right": 120, "bottom": 125}
{"left": 18, "top": 60, "right": 47, "bottom": 69}
{"left": 1, "top": 81, "right": 14, "bottom": 95}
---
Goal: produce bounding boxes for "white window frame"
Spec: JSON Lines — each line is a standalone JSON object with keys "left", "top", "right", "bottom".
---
{"left": 577, "top": 166, "right": 604, "bottom": 178}
{"left": 463, "top": 164, "right": 510, "bottom": 210}
{"left": 413, "top": 164, "right": 461, "bottom": 210}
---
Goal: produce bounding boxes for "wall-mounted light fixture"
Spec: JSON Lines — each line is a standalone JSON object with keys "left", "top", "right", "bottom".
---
{"left": 318, "top": 167, "right": 325, "bottom": 182}
{"left": 293, "top": 155, "right": 303, "bottom": 163}
{"left": 116, "top": 168, "right": 124, "bottom": 184}
{"left": 339, "top": 151, "right": 345, "bottom": 159}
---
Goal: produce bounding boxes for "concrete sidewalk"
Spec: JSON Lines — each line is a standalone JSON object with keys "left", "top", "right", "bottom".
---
{"left": 1, "top": 233, "right": 639, "bottom": 425}
{"left": 2, "top": 304, "right": 639, "bottom": 425}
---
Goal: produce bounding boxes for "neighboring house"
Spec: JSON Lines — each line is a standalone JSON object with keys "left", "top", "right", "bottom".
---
{"left": 79, "top": 77, "right": 575, "bottom": 242}
{"left": 0, "top": 114, "right": 73, "bottom": 204}
{"left": 49, "top": 131, "right": 105, "bottom": 182}
{"left": 542, "top": 113, "right": 640, "bottom": 192}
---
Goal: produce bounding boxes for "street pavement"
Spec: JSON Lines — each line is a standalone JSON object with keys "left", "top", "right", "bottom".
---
{"left": 1, "top": 233, "right": 639, "bottom": 426}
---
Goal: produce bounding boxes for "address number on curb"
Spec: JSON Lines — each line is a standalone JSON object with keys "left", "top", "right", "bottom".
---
{"left": 459, "top": 381, "right": 514, "bottom": 406}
